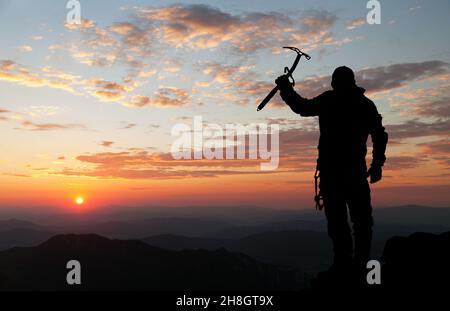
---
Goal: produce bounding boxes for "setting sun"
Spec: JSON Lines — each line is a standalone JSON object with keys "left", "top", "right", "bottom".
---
{"left": 75, "top": 197, "right": 85, "bottom": 205}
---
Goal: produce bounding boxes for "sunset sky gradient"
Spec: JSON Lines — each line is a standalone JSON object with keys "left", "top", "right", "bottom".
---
{"left": 0, "top": 0, "right": 449, "bottom": 211}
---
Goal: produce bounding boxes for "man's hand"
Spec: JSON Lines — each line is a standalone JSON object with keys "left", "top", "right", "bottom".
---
{"left": 367, "top": 165, "right": 382, "bottom": 184}
{"left": 275, "top": 75, "right": 293, "bottom": 92}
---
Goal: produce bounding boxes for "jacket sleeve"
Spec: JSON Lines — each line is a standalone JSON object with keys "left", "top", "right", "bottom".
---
{"left": 368, "top": 102, "right": 388, "bottom": 167}
{"left": 279, "top": 87, "right": 321, "bottom": 117}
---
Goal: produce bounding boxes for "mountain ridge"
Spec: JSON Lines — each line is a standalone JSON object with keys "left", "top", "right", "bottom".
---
{"left": 0, "top": 233, "right": 299, "bottom": 290}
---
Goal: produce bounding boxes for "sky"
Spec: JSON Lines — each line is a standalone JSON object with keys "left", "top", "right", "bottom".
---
{"left": 0, "top": 0, "right": 449, "bottom": 212}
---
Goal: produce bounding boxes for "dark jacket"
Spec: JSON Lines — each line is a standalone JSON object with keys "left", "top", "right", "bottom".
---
{"left": 280, "top": 86, "right": 388, "bottom": 179}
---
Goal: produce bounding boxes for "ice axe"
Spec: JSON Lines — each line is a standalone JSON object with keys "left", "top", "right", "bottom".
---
{"left": 257, "top": 47, "right": 311, "bottom": 111}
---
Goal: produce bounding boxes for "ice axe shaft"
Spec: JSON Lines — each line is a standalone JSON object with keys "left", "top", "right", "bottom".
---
{"left": 257, "top": 47, "right": 311, "bottom": 111}
{"left": 257, "top": 87, "right": 279, "bottom": 111}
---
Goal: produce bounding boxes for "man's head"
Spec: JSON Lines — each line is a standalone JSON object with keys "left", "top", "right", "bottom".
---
{"left": 331, "top": 66, "right": 356, "bottom": 91}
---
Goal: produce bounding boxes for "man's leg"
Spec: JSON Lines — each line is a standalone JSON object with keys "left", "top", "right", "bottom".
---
{"left": 347, "top": 179, "right": 373, "bottom": 266}
{"left": 323, "top": 193, "right": 353, "bottom": 267}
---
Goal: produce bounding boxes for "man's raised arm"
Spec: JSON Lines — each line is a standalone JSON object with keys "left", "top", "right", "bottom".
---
{"left": 275, "top": 75, "right": 320, "bottom": 117}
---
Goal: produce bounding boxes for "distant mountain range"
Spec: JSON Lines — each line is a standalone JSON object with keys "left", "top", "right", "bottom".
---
{"left": 65, "top": 217, "right": 232, "bottom": 238}
{"left": 1, "top": 205, "right": 448, "bottom": 237}
{"left": 2, "top": 204, "right": 448, "bottom": 228}
{"left": 0, "top": 205, "right": 448, "bottom": 280}
{"left": 0, "top": 228, "right": 54, "bottom": 251}
{"left": 0, "top": 230, "right": 449, "bottom": 291}
{"left": 0, "top": 234, "right": 299, "bottom": 291}
{"left": 141, "top": 230, "right": 399, "bottom": 274}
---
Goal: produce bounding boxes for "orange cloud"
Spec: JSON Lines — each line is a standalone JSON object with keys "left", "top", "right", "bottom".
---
{"left": 100, "top": 141, "right": 114, "bottom": 147}
{"left": 0, "top": 60, "right": 76, "bottom": 92}
{"left": 125, "top": 87, "right": 190, "bottom": 108}
{"left": 109, "top": 22, "right": 137, "bottom": 35}
{"left": 418, "top": 139, "right": 450, "bottom": 167}
{"left": 346, "top": 17, "right": 365, "bottom": 30}
{"left": 18, "top": 120, "right": 84, "bottom": 131}
{"left": 85, "top": 79, "right": 128, "bottom": 91}
{"left": 64, "top": 18, "right": 95, "bottom": 30}
{"left": 387, "top": 119, "right": 449, "bottom": 141}
{"left": 51, "top": 150, "right": 277, "bottom": 180}
{"left": 200, "top": 63, "right": 240, "bottom": 84}
{"left": 0, "top": 60, "right": 15, "bottom": 71}
{"left": 390, "top": 84, "right": 450, "bottom": 119}
{"left": 384, "top": 156, "right": 427, "bottom": 171}
{"left": 59, "top": 4, "right": 344, "bottom": 83}
{"left": 91, "top": 90, "right": 124, "bottom": 102}
{"left": 0, "top": 59, "right": 187, "bottom": 108}
{"left": 137, "top": 6, "right": 338, "bottom": 52}
{"left": 46, "top": 126, "right": 320, "bottom": 180}
{"left": 125, "top": 95, "right": 151, "bottom": 107}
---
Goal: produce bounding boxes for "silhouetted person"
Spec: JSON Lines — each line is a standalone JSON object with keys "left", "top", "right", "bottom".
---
{"left": 276, "top": 66, "right": 388, "bottom": 275}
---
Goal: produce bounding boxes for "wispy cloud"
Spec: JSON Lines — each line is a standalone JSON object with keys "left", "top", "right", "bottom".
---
{"left": 289, "top": 60, "right": 450, "bottom": 98}
{"left": 17, "top": 45, "right": 32, "bottom": 52}
{"left": 25, "top": 105, "right": 61, "bottom": 117}
{"left": 0, "top": 108, "right": 10, "bottom": 121}
{"left": 346, "top": 17, "right": 365, "bottom": 30}
{"left": 0, "top": 60, "right": 76, "bottom": 92}
{"left": 48, "top": 126, "right": 319, "bottom": 180}
{"left": 17, "top": 120, "right": 84, "bottom": 131}
{"left": 136, "top": 5, "right": 300, "bottom": 51}
{"left": 50, "top": 150, "right": 276, "bottom": 179}
{"left": 57, "top": 5, "right": 345, "bottom": 82}
{"left": 120, "top": 123, "right": 137, "bottom": 130}
{"left": 386, "top": 119, "right": 449, "bottom": 141}
{"left": 384, "top": 155, "right": 427, "bottom": 170}
{"left": 390, "top": 84, "right": 450, "bottom": 119}
{"left": 409, "top": 6, "right": 422, "bottom": 12}
{"left": 125, "top": 87, "right": 190, "bottom": 108}
{"left": 0, "top": 5, "right": 359, "bottom": 111}
{"left": 418, "top": 139, "right": 450, "bottom": 167}
{"left": 100, "top": 141, "right": 114, "bottom": 147}
{"left": 1, "top": 172, "right": 30, "bottom": 178}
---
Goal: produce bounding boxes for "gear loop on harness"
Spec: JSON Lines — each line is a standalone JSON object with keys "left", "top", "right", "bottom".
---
{"left": 314, "top": 165, "right": 324, "bottom": 211}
